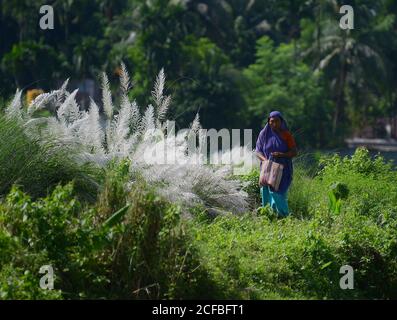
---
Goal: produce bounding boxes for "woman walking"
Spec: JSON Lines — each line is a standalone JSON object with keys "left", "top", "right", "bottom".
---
{"left": 255, "top": 111, "right": 298, "bottom": 217}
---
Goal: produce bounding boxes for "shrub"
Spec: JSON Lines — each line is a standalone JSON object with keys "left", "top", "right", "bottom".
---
{"left": 213, "top": 148, "right": 397, "bottom": 299}
{"left": 0, "top": 264, "right": 63, "bottom": 300}
{"left": 0, "top": 180, "right": 217, "bottom": 299}
{"left": 316, "top": 147, "right": 397, "bottom": 221}
{"left": 239, "top": 168, "right": 261, "bottom": 208}
{"left": 318, "top": 147, "right": 395, "bottom": 179}
{"left": 191, "top": 209, "right": 397, "bottom": 299}
{"left": 105, "top": 184, "right": 217, "bottom": 299}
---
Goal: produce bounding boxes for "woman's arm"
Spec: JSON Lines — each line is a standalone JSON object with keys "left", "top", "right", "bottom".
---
{"left": 272, "top": 147, "right": 298, "bottom": 159}
{"left": 256, "top": 151, "right": 267, "bottom": 162}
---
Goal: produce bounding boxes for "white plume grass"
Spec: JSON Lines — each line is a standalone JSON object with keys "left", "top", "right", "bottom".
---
{"left": 5, "top": 89, "right": 23, "bottom": 120}
{"left": 101, "top": 72, "right": 113, "bottom": 120}
{"left": 7, "top": 67, "right": 250, "bottom": 215}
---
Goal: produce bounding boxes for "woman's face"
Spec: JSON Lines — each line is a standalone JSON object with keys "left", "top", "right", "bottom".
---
{"left": 269, "top": 116, "right": 281, "bottom": 131}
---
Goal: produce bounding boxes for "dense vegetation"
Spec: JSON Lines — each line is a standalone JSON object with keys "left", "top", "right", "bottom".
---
{"left": 1, "top": 74, "right": 397, "bottom": 300}
{"left": 1, "top": 0, "right": 397, "bottom": 300}
{"left": 1, "top": 109, "right": 396, "bottom": 299}
{"left": 1, "top": 0, "right": 397, "bottom": 147}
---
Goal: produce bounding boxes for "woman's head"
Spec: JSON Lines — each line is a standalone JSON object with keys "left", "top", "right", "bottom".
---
{"left": 267, "top": 110, "right": 287, "bottom": 131}
{"left": 269, "top": 116, "right": 282, "bottom": 131}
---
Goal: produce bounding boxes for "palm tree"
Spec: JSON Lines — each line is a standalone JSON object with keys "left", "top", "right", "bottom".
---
{"left": 188, "top": 0, "right": 276, "bottom": 66}
{"left": 2, "top": 0, "right": 42, "bottom": 41}
{"left": 53, "top": 0, "right": 76, "bottom": 40}
{"left": 305, "top": 1, "right": 386, "bottom": 136}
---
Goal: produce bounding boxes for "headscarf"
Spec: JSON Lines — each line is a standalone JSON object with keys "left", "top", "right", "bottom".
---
{"left": 255, "top": 110, "right": 293, "bottom": 194}
{"left": 267, "top": 110, "right": 289, "bottom": 131}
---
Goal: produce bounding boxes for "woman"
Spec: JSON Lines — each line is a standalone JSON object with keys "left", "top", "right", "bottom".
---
{"left": 255, "top": 111, "right": 298, "bottom": 217}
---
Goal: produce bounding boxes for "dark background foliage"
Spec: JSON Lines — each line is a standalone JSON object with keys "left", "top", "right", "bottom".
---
{"left": 1, "top": 0, "right": 396, "bottom": 147}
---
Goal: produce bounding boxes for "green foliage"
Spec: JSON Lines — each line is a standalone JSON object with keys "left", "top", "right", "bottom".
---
{"left": 1, "top": 0, "right": 397, "bottom": 138}
{"left": 0, "top": 176, "right": 216, "bottom": 299}
{"left": 0, "top": 184, "right": 90, "bottom": 299}
{"left": 0, "top": 146, "right": 396, "bottom": 299}
{"left": 190, "top": 146, "right": 397, "bottom": 299}
{"left": 128, "top": 28, "right": 246, "bottom": 129}
{"left": 243, "top": 36, "right": 333, "bottom": 147}
{"left": 191, "top": 201, "right": 397, "bottom": 299}
{"left": 318, "top": 147, "right": 395, "bottom": 178}
{"left": 1, "top": 0, "right": 397, "bottom": 141}
{"left": 239, "top": 168, "right": 261, "bottom": 208}
{"left": 106, "top": 185, "right": 216, "bottom": 299}
{"left": 256, "top": 204, "right": 279, "bottom": 222}
{"left": 0, "top": 264, "right": 63, "bottom": 300}
{"left": 1, "top": 0, "right": 397, "bottom": 299}
{"left": 2, "top": 40, "right": 68, "bottom": 89}
{"left": 174, "top": 36, "right": 245, "bottom": 129}
{"left": 328, "top": 182, "right": 349, "bottom": 215}
{"left": 315, "top": 148, "right": 397, "bottom": 222}
{"left": 96, "top": 159, "right": 131, "bottom": 219}
{"left": 287, "top": 165, "right": 317, "bottom": 219}
{"left": 329, "top": 182, "right": 349, "bottom": 201}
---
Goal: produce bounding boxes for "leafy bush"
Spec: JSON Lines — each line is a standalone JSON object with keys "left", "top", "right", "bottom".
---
{"left": 0, "top": 178, "right": 217, "bottom": 299}
{"left": 318, "top": 147, "right": 395, "bottom": 179}
{"left": 239, "top": 168, "right": 261, "bottom": 208}
{"left": 0, "top": 264, "right": 63, "bottom": 300}
{"left": 315, "top": 147, "right": 397, "bottom": 221}
{"left": 191, "top": 209, "right": 397, "bottom": 299}
{"left": 192, "top": 147, "right": 397, "bottom": 299}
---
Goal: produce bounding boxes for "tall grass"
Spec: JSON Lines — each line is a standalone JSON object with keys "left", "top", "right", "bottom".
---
{"left": 5, "top": 65, "right": 249, "bottom": 214}
{"left": 0, "top": 115, "right": 101, "bottom": 200}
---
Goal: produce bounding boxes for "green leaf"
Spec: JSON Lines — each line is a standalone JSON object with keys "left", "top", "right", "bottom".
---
{"left": 102, "top": 204, "right": 130, "bottom": 229}
{"left": 320, "top": 261, "right": 332, "bottom": 270}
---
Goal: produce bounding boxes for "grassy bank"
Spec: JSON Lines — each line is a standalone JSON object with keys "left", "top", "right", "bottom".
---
{"left": 190, "top": 148, "right": 397, "bottom": 299}
{"left": 0, "top": 113, "right": 396, "bottom": 299}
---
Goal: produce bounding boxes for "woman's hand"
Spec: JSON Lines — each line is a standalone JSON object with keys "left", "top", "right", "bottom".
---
{"left": 256, "top": 152, "right": 267, "bottom": 162}
{"left": 271, "top": 148, "right": 298, "bottom": 158}
{"left": 271, "top": 151, "right": 283, "bottom": 158}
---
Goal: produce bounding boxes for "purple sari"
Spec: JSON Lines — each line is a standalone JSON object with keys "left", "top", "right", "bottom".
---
{"left": 255, "top": 111, "right": 293, "bottom": 194}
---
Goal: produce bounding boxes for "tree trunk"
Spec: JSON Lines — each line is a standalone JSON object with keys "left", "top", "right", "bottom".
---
{"left": 316, "top": 0, "right": 322, "bottom": 66}
{"left": 332, "top": 59, "right": 347, "bottom": 136}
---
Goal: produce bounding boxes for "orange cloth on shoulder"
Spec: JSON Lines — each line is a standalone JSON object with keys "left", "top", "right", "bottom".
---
{"left": 279, "top": 131, "right": 296, "bottom": 149}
